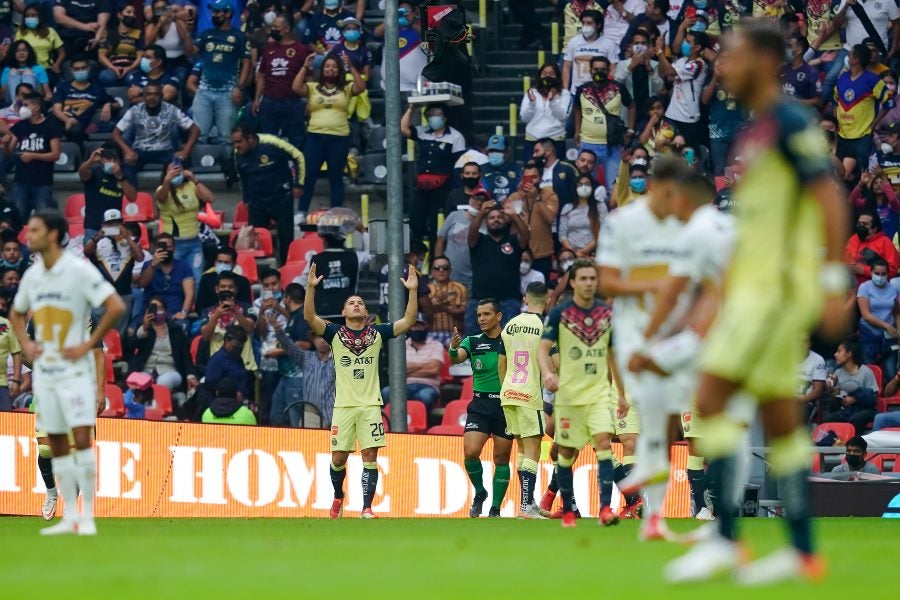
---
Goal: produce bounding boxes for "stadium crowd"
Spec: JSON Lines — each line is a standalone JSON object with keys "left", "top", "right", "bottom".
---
{"left": 0, "top": 0, "right": 898, "bottom": 448}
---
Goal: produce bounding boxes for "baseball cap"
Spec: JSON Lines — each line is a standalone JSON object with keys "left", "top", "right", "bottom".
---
{"left": 487, "top": 134, "right": 506, "bottom": 151}
{"left": 125, "top": 371, "right": 153, "bottom": 391}
{"left": 629, "top": 157, "right": 649, "bottom": 173}
{"left": 883, "top": 122, "right": 900, "bottom": 136}
{"left": 208, "top": 0, "right": 232, "bottom": 11}
{"left": 341, "top": 17, "right": 362, "bottom": 28}
{"left": 103, "top": 208, "right": 122, "bottom": 222}
{"left": 471, "top": 186, "right": 492, "bottom": 200}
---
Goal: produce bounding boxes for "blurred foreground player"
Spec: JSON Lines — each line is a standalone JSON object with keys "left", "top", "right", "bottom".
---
{"left": 665, "top": 25, "right": 849, "bottom": 584}
{"left": 11, "top": 210, "right": 125, "bottom": 535}
{"left": 303, "top": 263, "right": 419, "bottom": 519}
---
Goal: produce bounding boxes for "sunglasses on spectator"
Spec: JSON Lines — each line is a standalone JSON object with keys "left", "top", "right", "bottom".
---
{"left": 432, "top": 264, "right": 450, "bottom": 271}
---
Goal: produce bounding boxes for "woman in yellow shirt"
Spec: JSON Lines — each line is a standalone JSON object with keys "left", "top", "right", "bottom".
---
{"left": 15, "top": 6, "right": 64, "bottom": 80}
{"left": 292, "top": 52, "right": 365, "bottom": 213}
{"left": 155, "top": 161, "right": 215, "bottom": 283}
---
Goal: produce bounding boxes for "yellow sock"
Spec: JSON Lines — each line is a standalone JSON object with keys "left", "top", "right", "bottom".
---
{"left": 686, "top": 454, "right": 705, "bottom": 470}
{"left": 770, "top": 429, "right": 810, "bottom": 475}
{"left": 699, "top": 414, "right": 743, "bottom": 459}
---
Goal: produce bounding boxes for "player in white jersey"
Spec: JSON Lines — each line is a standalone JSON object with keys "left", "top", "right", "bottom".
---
{"left": 621, "top": 173, "right": 737, "bottom": 537}
{"left": 10, "top": 210, "right": 125, "bottom": 536}
{"left": 596, "top": 156, "right": 692, "bottom": 536}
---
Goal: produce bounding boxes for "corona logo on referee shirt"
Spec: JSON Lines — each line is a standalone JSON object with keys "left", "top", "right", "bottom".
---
{"left": 0, "top": 415, "right": 692, "bottom": 518}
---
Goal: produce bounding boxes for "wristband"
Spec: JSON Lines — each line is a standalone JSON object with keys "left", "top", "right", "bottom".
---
{"left": 820, "top": 262, "right": 850, "bottom": 296}
{"left": 448, "top": 347, "right": 459, "bottom": 356}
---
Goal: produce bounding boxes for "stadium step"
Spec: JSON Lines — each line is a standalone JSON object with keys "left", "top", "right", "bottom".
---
{"left": 484, "top": 50, "right": 543, "bottom": 66}
{"left": 486, "top": 64, "right": 543, "bottom": 78}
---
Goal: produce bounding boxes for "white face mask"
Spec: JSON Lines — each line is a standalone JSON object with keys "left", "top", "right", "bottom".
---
{"left": 576, "top": 184, "right": 593, "bottom": 198}
{"left": 581, "top": 25, "right": 596, "bottom": 38}
{"left": 18, "top": 106, "right": 32, "bottom": 120}
{"left": 561, "top": 260, "right": 574, "bottom": 272}
{"left": 264, "top": 10, "right": 277, "bottom": 25}
{"left": 519, "top": 261, "right": 532, "bottom": 275}
{"left": 882, "top": 142, "right": 894, "bottom": 155}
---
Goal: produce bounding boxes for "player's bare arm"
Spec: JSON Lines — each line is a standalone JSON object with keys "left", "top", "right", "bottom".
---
{"left": 10, "top": 309, "right": 40, "bottom": 361}
{"left": 61, "top": 293, "right": 126, "bottom": 361}
{"left": 606, "top": 349, "right": 630, "bottom": 418}
{"left": 392, "top": 267, "right": 420, "bottom": 336}
{"left": 303, "top": 263, "right": 327, "bottom": 336}
{"left": 811, "top": 178, "right": 852, "bottom": 341}
{"left": 641, "top": 275, "right": 690, "bottom": 342}
{"left": 94, "top": 347, "right": 106, "bottom": 416}
{"left": 538, "top": 339, "right": 558, "bottom": 392}
{"left": 598, "top": 266, "right": 661, "bottom": 298}
{"left": 497, "top": 354, "right": 507, "bottom": 382}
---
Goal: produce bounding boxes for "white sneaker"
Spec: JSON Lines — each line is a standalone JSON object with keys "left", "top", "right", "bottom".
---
{"left": 696, "top": 507, "right": 715, "bottom": 521}
{"left": 77, "top": 519, "right": 97, "bottom": 536}
{"left": 735, "top": 548, "right": 825, "bottom": 586}
{"left": 41, "top": 491, "right": 58, "bottom": 521}
{"left": 40, "top": 519, "right": 78, "bottom": 536}
{"left": 517, "top": 504, "right": 549, "bottom": 520}
{"left": 674, "top": 521, "right": 719, "bottom": 545}
{"left": 664, "top": 537, "right": 742, "bottom": 583}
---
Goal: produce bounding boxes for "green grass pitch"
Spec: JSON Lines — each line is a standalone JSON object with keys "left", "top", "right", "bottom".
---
{"left": 2, "top": 517, "right": 896, "bottom": 598}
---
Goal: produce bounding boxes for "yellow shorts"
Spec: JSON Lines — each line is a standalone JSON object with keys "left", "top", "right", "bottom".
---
{"left": 680, "top": 410, "right": 701, "bottom": 439}
{"left": 502, "top": 405, "right": 545, "bottom": 438}
{"left": 700, "top": 295, "right": 815, "bottom": 400}
{"left": 331, "top": 406, "right": 386, "bottom": 452}
{"left": 606, "top": 400, "right": 640, "bottom": 436}
{"left": 554, "top": 403, "right": 612, "bottom": 450}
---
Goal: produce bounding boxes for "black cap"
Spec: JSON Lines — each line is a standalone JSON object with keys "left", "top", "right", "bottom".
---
{"left": 883, "top": 121, "right": 900, "bottom": 136}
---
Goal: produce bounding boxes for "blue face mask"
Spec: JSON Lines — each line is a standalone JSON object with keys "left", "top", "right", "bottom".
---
{"left": 630, "top": 177, "right": 647, "bottom": 193}
{"left": 102, "top": 162, "right": 116, "bottom": 174}
{"left": 1, "top": 259, "right": 20, "bottom": 269}
{"left": 428, "top": 116, "right": 445, "bottom": 130}
{"left": 140, "top": 57, "right": 153, "bottom": 73}
{"left": 488, "top": 152, "right": 504, "bottom": 167}
{"left": 171, "top": 174, "right": 185, "bottom": 186}
{"left": 324, "top": 0, "right": 340, "bottom": 9}
{"left": 24, "top": 17, "right": 39, "bottom": 29}
{"left": 681, "top": 40, "right": 693, "bottom": 58}
{"left": 690, "top": 21, "right": 706, "bottom": 33}
{"left": 399, "top": 16, "right": 410, "bottom": 27}
{"left": 343, "top": 29, "right": 361, "bottom": 42}
{"left": 694, "top": 0, "right": 707, "bottom": 8}
{"left": 873, "top": 274, "right": 888, "bottom": 287}
{"left": 215, "top": 262, "right": 232, "bottom": 273}
{"left": 73, "top": 69, "right": 89, "bottom": 82}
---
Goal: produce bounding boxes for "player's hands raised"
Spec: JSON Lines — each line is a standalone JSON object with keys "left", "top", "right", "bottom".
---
{"left": 449, "top": 326, "right": 461, "bottom": 350}
{"left": 543, "top": 372, "right": 559, "bottom": 393}
{"left": 307, "top": 263, "right": 324, "bottom": 288}
{"left": 401, "top": 266, "right": 419, "bottom": 290}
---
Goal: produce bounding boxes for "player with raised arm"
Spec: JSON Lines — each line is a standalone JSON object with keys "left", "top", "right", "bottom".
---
{"left": 498, "top": 281, "right": 550, "bottom": 519}
{"left": 449, "top": 299, "right": 514, "bottom": 518}
{"left": 664, "top": 25, "right": 849, "bottom": 584}
{"left": 538, "top": 259, "right": 629, "bottom": 528}
{"left": 304, "top": 263, "right": 419, "bottom": 519}
{"left": 596, "top": 155, "right": 692, "bottom": 538}
{"left": 10, "top": 210, "right": 125, "bottom": 536}
{"left": 621, "top": 172, "right": 736, "bottom": 531}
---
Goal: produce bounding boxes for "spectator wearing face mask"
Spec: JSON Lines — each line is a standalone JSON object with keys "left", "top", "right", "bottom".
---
{"left": 657, "top": 30, "right": 710, "bottom": 152}
{"left": 155, "top": 160, "right": 215, "bottom": 284}
{"left": 204, "top": 325, "right": 252, "bottom": 402}
{"left": 374, "top": 1, "right": 426, "bottom": 97}
{"left": 434, "top": 190, "right": 488, "bottom": 288}
{"left": 15, "top": 5, "right": 64, "bottom": 78}
{"left": 84, "top": 209, "right": 142, "bottom": 332}
{"left": 520, "top": 63, "right": 570, "bottom": 161}
{"left": 124, "top": 45, "right": 180, "bottom": 104}
{"left": 302, "top": 0, "right": 353, "bottom": 57}
{"left": 129, "top": 295, "right": 194, "bottom": 393}
{"left": 844, "top": 210, "right": 900, "bottom": 285}
{"left": 562, "top": 10, "right": 619, "bottom": 96}
{"left": 481, "top": 135, "right": 521, "bottom": 205}
{"left": 97, "top": 4, "right": 144, "bottom": 86}
{"left": 561, "top": 0, "right": 605, "bottom": 49}
{"left": 519, "top": 249, "right": 546, "bottom": 310}
{"left": 548, "top": 248, "right": 577, "bottom": 309}
{"left": 138, "top": 233, "right": 195, "bottom": 329}
{"left": 79, "top": 143, "right": 137, "bottom": 241}
{"left": 825, "top": 339, "right": 880, "bottom": 435}
{"left": 559, "top": 174, "right": 606, "bottom": 259}
{"left": 3, "top": 92, "right": 62, "bottom": 218}
{"left": 615, "top": 30, "right": 665, "bottom": 130}
{"left": 851, "top": 170, "right": 900, "bottom": 241}
{"left": 199, "top": 272, "right": 257, "bottom": 375}
{"left": 195, "top": 247, "right": 251, "bottom": 314}
{"left": 445, "top": 161, "right": 486, "bottom": 215}
{"left": 702, "top": 56, "right": 746, "bottom": 176}
{"left": 856, "top": 257, "right": 900, "bottom": 379}
{"left": 614, "top": 158, "right": 648, "bottom": 208}
{"left": 52, "top": 55, "right": 120, "bottom": 144}
{"left": 143, "top": 1, "right": 197, "bottom": 85}
{"left": 831, "top": 436, "right": 881, "bottom": 474}
{"left": 251, "top": 267, "right": 286, "bottom": 423}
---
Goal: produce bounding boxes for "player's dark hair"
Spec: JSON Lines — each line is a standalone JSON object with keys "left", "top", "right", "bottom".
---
{"left": 682, "top": 173, "right": 716, "bottom": 205}
{"left": 343, "top": 294, "right": 366, "bottom": 308}
{"left": 284, "top": 283, "right": 304, "bottom": 303}
{"left": 570, "top": 258, "right": 596, "bottom": 278}
{"left": 652, "top": 155, "right": 693, "bottom": 182}
{"left": 477, "top": 297, "right": 501, "bottom": 313}
{"left": 852, "top": 43, "right": 872, "bottom": 69}
{"left": 872, "top": 257, "right": 889, "bottom": 271}
{"left": 846, "top": 435, "right": 868, "bottom": 452}
{"left": 839, "top": 338, "right": 863, "bottom": 366}
{"left": 259, "top": 267, "right": 281, "bottom": 282}
{"left": 525, "top": 281, "right": 549, "bottom": 299}
{"left": 741, "top": 22, "right": 786, "bottom": 62}
{"left": 31, "top": 209, "right": 68, "bottom": 247}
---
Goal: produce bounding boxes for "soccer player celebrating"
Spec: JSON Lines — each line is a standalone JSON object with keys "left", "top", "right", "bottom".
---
{"left": 449, "top": 299, "right": 514, "bottom": 518}
{"left": 11, "top": 210, "right": 125, "bottom": 536}
{"left": 596, "top": 155, "right": 691, "bottom": 537}
{"left": 622, "top": 172, "right": 735, "bottom": 533}
{"left": 304, "top": 263, "right": 419, "bottom": 519}
{"left": 664, "top": 25, "right": 849, "bottom": 584}
{"left": 538, "top": 259, "right": 628, "bottom": 528}
{"left": 498, "top": 281, "right": 549, "bottom": 519}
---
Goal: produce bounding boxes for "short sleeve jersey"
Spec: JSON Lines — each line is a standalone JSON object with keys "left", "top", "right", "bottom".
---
{"left": 459, "top": 332, "right": 502, "bottom": 394}
{"left": 541, "top": 299, "right": 613, "bottom": 406}
{"left": 835, "top": 70, "right": 893, "bottom": 139}
{"left": 13, "top": 252, "right": 115, "bottom": 372}
{"left": 323, "top": 321, "right": 394, "bottom": 408}
{"left": 499, "top": 312, "right": 544, "bottom": 409}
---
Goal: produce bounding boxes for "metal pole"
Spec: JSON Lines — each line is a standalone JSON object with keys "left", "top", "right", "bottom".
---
{"left": 384, "top": 0, "right": 408, "bottom": 433}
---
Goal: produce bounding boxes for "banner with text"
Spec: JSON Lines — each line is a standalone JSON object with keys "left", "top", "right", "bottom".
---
{"left": 0, "top": 414, "right": 690, "bottom": 518}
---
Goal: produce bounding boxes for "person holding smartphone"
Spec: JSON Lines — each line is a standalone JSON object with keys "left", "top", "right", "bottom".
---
{"left": 80, "top": 142, "right": 137, "bottom": 241}
{"left": 198, "top": 271, "right": 257, "bottom": 377}
{"left": 84, "top": 208, "right": 143, "bottom": 333}
{"left": 137, "top": 233, "right": 194, "bottom": 332}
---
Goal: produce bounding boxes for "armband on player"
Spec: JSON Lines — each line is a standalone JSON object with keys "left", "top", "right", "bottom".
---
{"left": 820, "top": 262, "right": 851, "bottom": 297}
{"left": 448, "top": 347, "right": 460, "bottom": 357}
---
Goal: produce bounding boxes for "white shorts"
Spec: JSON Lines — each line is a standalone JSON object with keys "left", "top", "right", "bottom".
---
{"left": 627, "top": 369, "right": 693, "bottom": 416}
{"left": 33, "top": 362, "right": 97, "bottom": 434}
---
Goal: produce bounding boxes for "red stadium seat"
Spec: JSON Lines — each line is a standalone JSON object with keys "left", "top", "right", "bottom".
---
{"left": 144, "top": 407, "right": 164, "bottom": 421}
{"left": 152, "top": 384, "right": 173, "bottom": 415}
{"left": 867, "top": 364, "right": 883, "bottom": 394}
{"left": 427, "top": 424, "right": 464, "bottom": 436}
{"left": 441, "top": 399, "right": 468, "bottom": 428}
{"left": 236, "top": 252, "right": 259, "bottom": 283}
{"left": 69, "top": 222, "right": 84, "bottom": 239}
{"left": 279, "top": 261, "right": 306, "bottom": 286}
{"left": 882, "top": 395, "right": 900, "bottom": 407}
{"left": 458, "top": 377, "right": 473, "bottom": 402}
{"left": 17, "top": 226, "right": 26, "bottom": 245}
{"left": 233, "top": 201, "right": 249, "bottom": 228}
{"left": 895, "top": 456, "right": 900, "bottom": 473}
{"left": 104, "top": 352, "right": 115, "bottom": 383}
{"left": 714, "top": 176, "right": 726, "bottom": 192}
{"left": 440, "top": 351, "right": 453, "bottom": 385}
{"left": 64, "top": 193, "right": 86, "bottom": 223}
{"left": 122, "top": 192, "right": 156, "bottom": 222}
{"left": 286, "top": 235, "right": 325, "bottom": 263}
{"left": 811, "top": 453, "right": 821, "bottom": 474}
{"left": 406, "top": 400, "right": 427, "bottom": 433}
{"left": 101, "top": 384, "right": 125, "bottom": 417}
{"left": 103, "top": 329, "right": 123, "bottom": 361}
{"left": 190, "top": 335, "right": 201, "bottom": 366}
{"left": 865, "top": 454, "right": 885, "bottom": 472}
{"left": 813, "top": 422, "right": 856, "bottom": 445}
{"left": 229, "top": 227, "right": 274, "bottom": 258}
